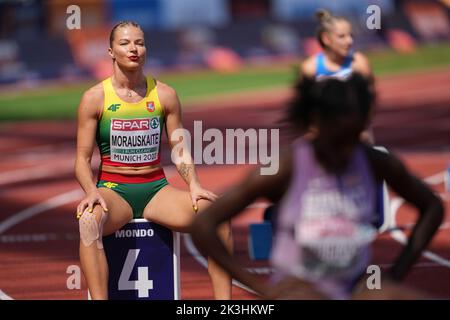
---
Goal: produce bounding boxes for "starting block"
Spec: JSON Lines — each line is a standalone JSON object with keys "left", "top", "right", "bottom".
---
{"left": 91, "top": 219, "right": 180, "bottom": 300}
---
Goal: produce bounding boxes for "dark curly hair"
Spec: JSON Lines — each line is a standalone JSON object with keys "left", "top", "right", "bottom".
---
{"left": 286, "top": 73, "right": 375, "bottom": 133}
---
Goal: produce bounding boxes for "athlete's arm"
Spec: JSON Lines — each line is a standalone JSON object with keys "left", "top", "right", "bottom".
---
{"left": 366, "top": 147, "right": 444, "bottom": 281}
{"left": 352, "top": 52, "right": 373, "bottom": 79}
{"left": 191, "top": 149, "right": 293, "bottom": 296}
{"left": 299, "top": 56, "right": 316, "bottom": 80}
{"left": 75, "top": 84, "right": 108, "bottom": 216}
{"left": 158, "top": 81, "right": 216, "bottom": 206}
{"left": 352, "top": 52, "right": 376, "bottom": 144}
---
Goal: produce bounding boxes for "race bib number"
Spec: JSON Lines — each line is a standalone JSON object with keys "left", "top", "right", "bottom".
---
{"left": 110, "top": 118, "right": 160, "bottom": 164}
{"left": 296, "top": 216, "right": 376, "bottom": 279}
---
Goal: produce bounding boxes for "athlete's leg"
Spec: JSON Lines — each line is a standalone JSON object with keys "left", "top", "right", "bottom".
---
{"left": 78, "top": 187, "right": 133, "bottom": 300}
{"left": 143, "top": 185, "right": 233, "bottom": 300}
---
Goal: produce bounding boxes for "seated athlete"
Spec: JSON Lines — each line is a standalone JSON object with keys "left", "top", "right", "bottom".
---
{"left": 75, "top": 21, "right": 232, "bottom": 300}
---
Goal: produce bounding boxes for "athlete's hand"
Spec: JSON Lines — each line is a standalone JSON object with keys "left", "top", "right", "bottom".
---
{"left": 189, "top": 182, "right": 218, "bottom": 213}
{"left": 76, "top": 191, "right": 108, "bottom": 219}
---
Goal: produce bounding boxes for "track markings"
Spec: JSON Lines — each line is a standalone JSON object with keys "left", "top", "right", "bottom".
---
{"left": 0, "top": 166, "right": 448, "bottom": 299}
{"left": 389, "top": 171, "right": 450, "bottom": 268}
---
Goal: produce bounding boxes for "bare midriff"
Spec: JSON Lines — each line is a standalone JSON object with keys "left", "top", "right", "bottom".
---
{"left": 101, "top": 164, "right": 162, "bottom": 175}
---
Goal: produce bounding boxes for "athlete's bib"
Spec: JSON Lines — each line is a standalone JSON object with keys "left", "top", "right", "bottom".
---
{"left": 96, "top": 76, "right": 165, "bottom": 167}
{"left": 110, "top": 118, "right": 160, "bottom": 164}
{"left": 295, "top": 185, "right": 376, "bottom": 280}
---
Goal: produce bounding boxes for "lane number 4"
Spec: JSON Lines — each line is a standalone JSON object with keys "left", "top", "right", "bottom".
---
{"left": 118, "top": 249, "right": 154, "bottom": 298}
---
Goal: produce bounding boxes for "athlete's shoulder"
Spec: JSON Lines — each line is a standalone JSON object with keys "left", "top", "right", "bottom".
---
{"left": 352, "top": 51, "right": 372, "bottom": 77}
{"left": 154, "top": 80, "right": 181, "bottom": 115}
{"left": 78, "top": 82, "right": 104, "bottom": 119}
{"left": 155, "top": 80, "right": 179, "bottom": 108}
{"left": 300, "top": 55, "right": 318, "bottom": 79}
{"left": 155, "top": 80, "right": 177, "bottom": 97}
{"left": 363, "top": 144, "right": 404, "bottom": 183}
{"left": 81, "top": 82, "right": 104, "bottom": 106}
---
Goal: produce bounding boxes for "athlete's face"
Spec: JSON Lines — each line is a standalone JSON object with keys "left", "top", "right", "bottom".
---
{"left": 323, "top": 20, "right": 353, "bottom": 58}
{"left": 109, "top": 26, "right": 146, "bottom": 70}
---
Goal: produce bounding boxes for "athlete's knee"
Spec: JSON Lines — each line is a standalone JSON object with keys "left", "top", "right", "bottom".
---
{"left": 79, "top": 205, "right": 108, "bottom": 249}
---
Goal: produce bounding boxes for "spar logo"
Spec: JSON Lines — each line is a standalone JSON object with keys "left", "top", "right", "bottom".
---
{"left": 150, "top": 118, "right": 159, "bottom": 129}
{"left": 112, "top": 119, "right": 150, "bottom": 131}
{"left": 146, "top": 101, "right": 155, "bottom": 112}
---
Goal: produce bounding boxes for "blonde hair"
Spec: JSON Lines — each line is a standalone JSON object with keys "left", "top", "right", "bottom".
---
{"left": 315, "top": 9, "right": 349, "bottom": 48}
{"left": 109, "top": 21, "right": 143, "bottom": 48}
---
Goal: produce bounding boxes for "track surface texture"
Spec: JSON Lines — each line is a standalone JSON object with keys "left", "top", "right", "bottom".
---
{"left": 0, "top": 68, "right": 449, "bottom": 300}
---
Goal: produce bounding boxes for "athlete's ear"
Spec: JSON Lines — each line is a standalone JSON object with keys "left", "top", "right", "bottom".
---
{"left": 322, "top": 32, "right": 332, "bottom": 47}
{"left": 108, "top": 47, "right": 114, "bottom": 60}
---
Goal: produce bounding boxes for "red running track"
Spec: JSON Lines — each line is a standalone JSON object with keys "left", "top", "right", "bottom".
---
{"left": 0, "top": 68, "right": 449, "bottom": 299}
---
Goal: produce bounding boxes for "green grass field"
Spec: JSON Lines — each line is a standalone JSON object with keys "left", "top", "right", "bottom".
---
{"left": 1, "top": 42, "right": 450, "bottom": 121}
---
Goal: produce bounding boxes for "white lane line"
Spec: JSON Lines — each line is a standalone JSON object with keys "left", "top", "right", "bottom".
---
{"left": 424, "top": 172, "right": 445, "bottom": 186}
{"left": 0, "top": 166, "right": 175, "bottom": 236}
{"left": 182, "top": 233, "right": 258, "bottom": 295}
{"left": 4, "top": 145, "right": 75, "bottom": 163}
{"left": 378, "top": 261, "right": 448, "bottom": 268}
{"left": 0, "top": 232, "right": 79, "bottom": 243}
{"left": 0, "top": 290, "right": 13, "bottom": 300}
{"left": 245, "top": 267, "right": 276, "bottom": 274}
{"left": 0, "top": 189, "right": 83, "bottom": 234}
{"left": 0, "top": 150, "right": 97, "bottom": 186}
{"left": 0, "top": 162, "right": 75, "bottom": 186}
{"left": 390, "top": 229, "right": 450, "bottom": 268}
{"left": 0, "top": 142, "right": 72, "bottom": 156}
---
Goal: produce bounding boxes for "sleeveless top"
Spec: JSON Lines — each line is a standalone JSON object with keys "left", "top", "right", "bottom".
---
{"left": 315, "top": 52, "right": 353, "bottom": 81}
{"left": 96, "top": 76, "right": 165, "bottom": 169}
{"left": 270, "top": 139, "right": 378, "bottom": 298}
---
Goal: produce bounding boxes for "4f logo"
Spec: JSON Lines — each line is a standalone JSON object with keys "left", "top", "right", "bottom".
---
{"left": 103, "top": 182, "right": 118, "bottom": 189}
{"left": 108, "top": 104, "right": 121, "bottom": 112}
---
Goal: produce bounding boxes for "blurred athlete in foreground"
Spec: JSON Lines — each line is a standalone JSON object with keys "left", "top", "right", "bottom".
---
{"left": 191, "top": 74, "right": 443, "bottom": 299}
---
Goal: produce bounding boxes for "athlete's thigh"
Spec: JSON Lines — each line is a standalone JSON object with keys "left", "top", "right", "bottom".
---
{"left": 97, "top": 187, "right": 133, "bottom": 236}
{"left": 143, "top": 185, "right": 204, "bottom": 232}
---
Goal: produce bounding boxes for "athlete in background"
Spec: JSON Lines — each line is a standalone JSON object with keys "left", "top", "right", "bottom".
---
{"left": 301, "top": 8, "right": 375, "bottom": 144}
